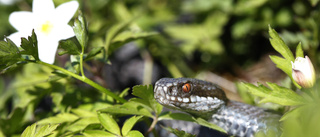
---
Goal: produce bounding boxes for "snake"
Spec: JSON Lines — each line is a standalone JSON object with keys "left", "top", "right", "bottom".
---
{"left": 154, "top": 78, "right": 281, "bottom": 137}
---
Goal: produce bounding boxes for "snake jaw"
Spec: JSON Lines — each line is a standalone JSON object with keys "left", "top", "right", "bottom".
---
{"left": 154, "top": 78, "right": 228, "bottom": 118}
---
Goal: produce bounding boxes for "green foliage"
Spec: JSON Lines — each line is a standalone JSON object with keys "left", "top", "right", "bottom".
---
{"left": 0, "top": 37, "right": 21, "bottom": 71}
{"left": 243, "top": 83, "right": 306, "bottom": 106}
{"left": 162, "top": 126, "right": 196, "bottom": 137}
{"left": 100, "top": 85, "right": 226, "bottom": 135}
{"left": 268, "top": 26, "right": 301, "bottom": 89}
{"left": 73, "top": 11, "right": 88, "bottom": 50}
{"left": 21, "top": 123, "right": 59, "bottom": 137}
{"left": 98, "top": 113, "right": 121, "bottom": 135}
{"left": 58, "top": 37, "right": 81, "bottom": 55}
{"left": 1, "top": 0, "right": 320, "bottom": 137}
{"left": 20, "top": 30, "right": 39, "bottom": 60}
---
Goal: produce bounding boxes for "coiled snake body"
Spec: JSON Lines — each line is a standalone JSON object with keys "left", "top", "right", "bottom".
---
{"left": 154, "top": 78, "right": 280, "bottom": 137}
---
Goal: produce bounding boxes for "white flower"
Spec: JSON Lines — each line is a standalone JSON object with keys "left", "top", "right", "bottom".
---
{"left": 291, "top": 56, "right": 316, "bottom": 88}
{"left": 7, "top": 0, "right": 79, "bottom": 64}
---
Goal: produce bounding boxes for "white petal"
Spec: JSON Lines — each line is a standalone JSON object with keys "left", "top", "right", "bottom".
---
{"left": 9, "top": 11, "right": 34, "bottom": 31}
{"left": 32, "top": 0, "right": 55, "bottom": 16}
{"left": 37, "top": 36, "right": 58, "bottom": 64}
{"left": 7, "top": 32, "right": 30, "bottom": 47}
{"left": 52, "top": 24, "right": 75, "bottom": 40}
{"left": 54, "top": 1, "right": 79, "bottom": 24}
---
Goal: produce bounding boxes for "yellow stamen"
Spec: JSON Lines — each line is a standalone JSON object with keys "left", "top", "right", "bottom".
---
{"left": 40, "top": 21, "right": 53, "bottom": 35}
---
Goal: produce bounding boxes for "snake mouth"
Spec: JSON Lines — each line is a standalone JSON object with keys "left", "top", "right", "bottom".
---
{"left": 154, "top": 84, "right": 225, "bottom": 112}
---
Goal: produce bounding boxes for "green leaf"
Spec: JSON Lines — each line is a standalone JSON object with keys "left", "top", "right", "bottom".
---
{"left": 243, "top": 82, "right": 307, "bottom": 106}
{"left": 295, "top": 42, "right": 304, "bottom": 58}
{"left": 0, "top": 107, "right": 26, "bottom": 135}
{"left": 162, "top": 126, "right": 196, "bottom": 137}
{"left": 280, "top": 106, "right": 305, "bottom": 121}
{"left": 67, "top": 117, "right": 100, "bottom": 132}
{"left": 21, "top": 123, "right": 59, "bottom": 137}
{"left": 0, "top": 38, "right": 22, "bottom": 71}
{"left": 104, "top": 19, "right": 134, "bottom": 57}
{"left": 21, "top": 123, "right": 36, "bottom": 137}
{"left": 193, "top": 117, "right": 226, "bottom": 133}
{"left": 97, "top": 113, "right": 121, "bottom": 135}
{"left": 268, "top": 25, "right": 294, "bottom": 61}
{"left": 82, "top": 130, "right": 116, "bottom": 137}
{"left": 125, "top": 130, "right": 144, "bottom": 137}
{"left": 20, "top": 30, "right": 39, "bottom": 60}
{"left": 73, "top": 11, "right": 88, "bottom": 50}
{"left": 84, "top": 47, "right": 103, "bottom": 61}
{"left": 158, "top": 112, "right": 226, "bottom": 133}
{"left": 112, "top": 31, "right": 158, "bottom": 44}
{"left": 121, "top": 116, "right": 143, "bottom": 136}
{"left": 98, "top": 102, "right": 153, "bottom": 117}
{"left": 108, "top": 30, "right": 157, "bottom": 54}
{"left": 269, "top": 55, "right": 301, "bottom": 89}
{"left": 34, "top": 124, "right": 60, "bottom": 137}
{"left": 58, "top": 37, "right": 81, "bottom": 55}
{"left": 132, "top": 85, "right": 163, "bottom": 116}
{"left": 37, "top": 113, "right": 79, "bottom": 124}
{"left": 159, "top": 112, "right": 194, "bottom": 121}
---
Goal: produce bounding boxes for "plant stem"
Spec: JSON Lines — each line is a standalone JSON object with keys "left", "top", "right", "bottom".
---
{"left": 36, "top": 61, "right": 127, "bottom": 103}
{"left": 145, "top": 116, "right": 158, "bottom": 136}
{"left": 79, "top": 53, "right": 85, "bottom": 77}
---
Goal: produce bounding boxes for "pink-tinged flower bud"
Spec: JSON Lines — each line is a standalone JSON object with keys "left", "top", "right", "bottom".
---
{"left": 291, "top": 56, "right": 316, "bottom": 88}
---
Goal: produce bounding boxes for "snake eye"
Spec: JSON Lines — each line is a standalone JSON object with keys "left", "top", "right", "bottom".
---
{"left": 182, "top": 83, "right": 191, "bottom": 93}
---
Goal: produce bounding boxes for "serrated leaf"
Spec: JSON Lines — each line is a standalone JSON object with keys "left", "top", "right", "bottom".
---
{"left": 268, "top": 25, "right": 294, "bottom": 61}
{"left": 243, "top": 82, "right": 306, "bottom": 106}
{"left": 122, "top": 116, "right": 143, "bottom": 136}
{"left": 21, "top": 123, "right": 36, "bottom": 137}
{"left": 295, "top": 42, "right": 304, "bottom": 58}
{"left": 21, "top": 123, "right": 59, "bottom": 137}
{"left": 34, "top": 124, "right": 60, "bottom": 137}
{"left": 20, "top": 30, "right": 39, "bottom": 60}
{"left": 73, "top": 11, "right": 88, "bottom": 49}
{"left": 82, "top": 130, "right": 116, "bottom": 137}
{"left": 269, "top": 55, "right": 301, "bottom": 89}
{"left": 58, "top": 37, "right": 81, "bottom": 55}
{"left": 125, "top": 130, "right": 144, "bottom": 137}
{"left": 132, "top": 85, "right": 163, "bottom": 116}
{"left": 98, "top": 102, "right": 153, "bottom": 117}
{"left": 162, "top": 126, "right": 196, "bottom": 137}
{"left": 37, "top": 113, "right": 79, "bottom": 124}
{"left": 97, "top": 113, "right": 120, "bottom": 135}
{"left": 0, "top": 38, "right": 22, "bottom": 70}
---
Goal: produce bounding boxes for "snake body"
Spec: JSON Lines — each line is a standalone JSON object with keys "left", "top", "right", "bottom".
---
{"left": 154, "top": 78, "right": 280, "bottom": 137}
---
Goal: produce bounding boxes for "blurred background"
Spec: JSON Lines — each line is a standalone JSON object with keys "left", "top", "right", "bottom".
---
{"left": 0, "top": 0, "right": 319, "bottom": 136}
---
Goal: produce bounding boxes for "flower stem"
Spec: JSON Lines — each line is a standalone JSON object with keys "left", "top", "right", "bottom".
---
{"left": 79, "top": 53, "right": 85, "bottom": 77}
{"left": 36, "top": 61, "right": 127, "bottom": 103}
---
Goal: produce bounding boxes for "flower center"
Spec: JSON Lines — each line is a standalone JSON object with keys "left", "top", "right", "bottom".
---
{"left": 40, "top": 21, "right": 54, "bottom": 35}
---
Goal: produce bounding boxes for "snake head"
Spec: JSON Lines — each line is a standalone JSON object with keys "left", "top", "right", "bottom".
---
{"left": 154, "top": 78, "right": 228, "bottom": 119}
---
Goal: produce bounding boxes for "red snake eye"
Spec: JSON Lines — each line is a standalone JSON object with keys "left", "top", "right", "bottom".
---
{"left": 182, "top": 83, "right": 191, "bottom": 93}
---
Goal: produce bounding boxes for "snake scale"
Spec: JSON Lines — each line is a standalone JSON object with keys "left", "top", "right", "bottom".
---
{"left": 154, "top": 78, "right": 281, "bottom": 137}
